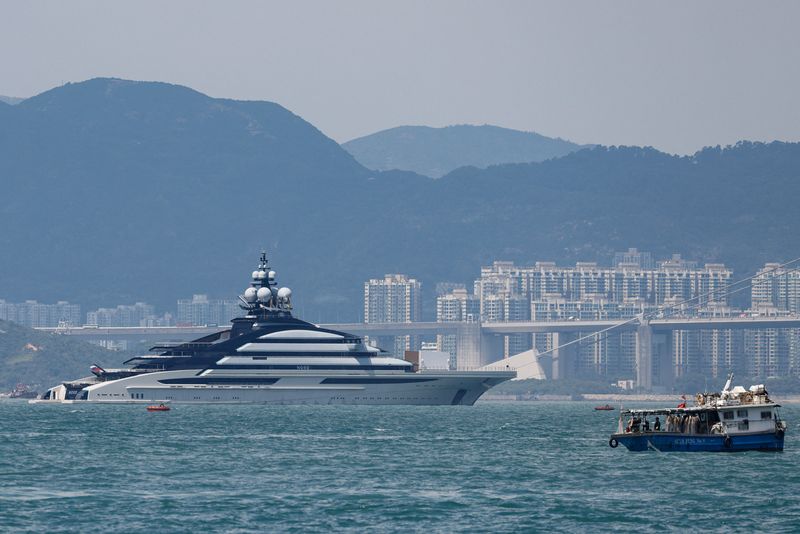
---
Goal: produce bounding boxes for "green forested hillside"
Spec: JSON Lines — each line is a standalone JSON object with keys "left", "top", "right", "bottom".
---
{"left": 0, "top": 320, "right": 127, "bottom": 390}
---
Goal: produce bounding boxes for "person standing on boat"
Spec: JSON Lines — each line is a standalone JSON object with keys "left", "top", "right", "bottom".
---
{"left": 654, "top": 417, "right": 661, "bottom": 431}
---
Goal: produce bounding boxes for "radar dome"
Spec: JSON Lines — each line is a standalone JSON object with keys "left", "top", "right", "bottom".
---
{"left": 244, "top": 287, "right": 258, "bottom": 302}
{"left": 257, "top": 271, "right": 267, "bottom": 280}
{"left": 251, "top": 271, "right": 260, "bottom": 280}
{"left": 268, "top": 271, "right": 276, "bottom": 280}
{"left": 257, "top": 287, "right": 272, "bottom": 302}
{"left": 278, "top": 287, "right": 292, "bottom": 300}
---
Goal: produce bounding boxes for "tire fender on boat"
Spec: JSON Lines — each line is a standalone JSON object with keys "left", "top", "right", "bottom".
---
{"left": 608, "top": 438, "right": 619, "bottom": 448}
{"left": 723, "top": 436, "right": 732, "bottom": 448}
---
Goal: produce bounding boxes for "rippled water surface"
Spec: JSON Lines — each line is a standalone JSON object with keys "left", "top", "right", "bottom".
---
{"left": 1, "top": 401, "right": 799, "bottom": 532}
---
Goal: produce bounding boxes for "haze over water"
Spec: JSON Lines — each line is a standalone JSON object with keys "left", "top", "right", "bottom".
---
{"left": 2, "top": 401, "right": 798, "bottom": 532}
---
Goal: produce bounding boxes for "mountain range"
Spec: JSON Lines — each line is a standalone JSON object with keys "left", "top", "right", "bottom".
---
{"left": 343, "top": 124, "right": 586, "bottom": 178}
{"left": 0, "top": 95, "right": 24, "bottom": 105}
{"left": 1, "top": 78, "right": 799, "bottom": 321}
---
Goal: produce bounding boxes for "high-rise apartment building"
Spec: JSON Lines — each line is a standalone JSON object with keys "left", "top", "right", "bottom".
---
{"left": 613, "top": 247, "right": 655, "bottom": 270}
{"left": 86, "top": 302, "right": 170, "bottom": 327}
{"left": 752, "top": 263, "right": 800, "bottom": 313}
{"left": 436, "top": 288, "right": 479, "bottom": 367}
{"left": 745, "top": 263, "right": 800, "bottom": 377}
{"left": 177, "top": 294, "right": 240, "bottom": 326}
{"left": 473, "top": 264, "right": 533, "bottom": 359}
{"left": 0, "top": 299, "right": 81, "bottom": 328}
{"left": 475, "top": 256, "right": 731, "bottom": 310}
{"left": 364, "top": 274, "right": 421, "bottom": 357}
{"left": 472, "top": 252, "right": 733, "bottom": 376}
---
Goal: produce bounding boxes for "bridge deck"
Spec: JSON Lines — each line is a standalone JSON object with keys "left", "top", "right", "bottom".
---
{"left": 35, "top": 316, "right": 800, "bottom": 340}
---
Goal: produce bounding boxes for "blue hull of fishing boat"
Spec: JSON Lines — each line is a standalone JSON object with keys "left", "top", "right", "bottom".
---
{"left": 610, "top": 431, "right": 784, "bottom": 452}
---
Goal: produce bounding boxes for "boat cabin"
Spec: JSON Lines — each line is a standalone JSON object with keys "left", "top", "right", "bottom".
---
{"left": 618, "top": 404, "right": 782, "bottom": 436}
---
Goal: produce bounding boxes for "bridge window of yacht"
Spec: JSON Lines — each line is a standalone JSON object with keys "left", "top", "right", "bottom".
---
{"left": 737, "top": 409, "right": 748, "bottom": 418}
{"left": 722, "top": 411, "right": 734, "bottom": 420}
{"left": 761, "top": 411, "right": 772, "bottom": 419}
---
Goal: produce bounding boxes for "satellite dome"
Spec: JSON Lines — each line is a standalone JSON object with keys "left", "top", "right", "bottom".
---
{"left": 268, "top": 271, "right": 276, "bottom": 280}
{"left": 251, "top": 271, "right": 260, "bottom": 280}
{"left": 278, "top": 287, "right": 292, "bottom": 300}
{"left": 257, "top": 287, "right": 272, "bottom": 302}
{"left": 257, "top": 271, "right": 267, "bottom": 280}
{"left": 243, "top": 287, "right": 258, "bottom": 303}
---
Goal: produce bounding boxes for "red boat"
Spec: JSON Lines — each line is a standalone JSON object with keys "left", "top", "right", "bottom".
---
{"left": 595, "top": 404, "right": 615, "bottom": 411}
{"left": 146, "top": 403, "right": 170, "bottom": 412}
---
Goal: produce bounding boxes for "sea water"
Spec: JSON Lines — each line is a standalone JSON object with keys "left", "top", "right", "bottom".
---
{"left": 1, "top": 401, "right": 798, "bottom": 532}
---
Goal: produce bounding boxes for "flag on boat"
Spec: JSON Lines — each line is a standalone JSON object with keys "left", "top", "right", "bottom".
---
{"left": 90, "top": 364, "right": 104, "bottom": 376}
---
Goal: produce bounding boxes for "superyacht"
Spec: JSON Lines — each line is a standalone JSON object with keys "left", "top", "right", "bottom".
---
{"left": 38, "top": 253, "right": 516, "bottom": 405}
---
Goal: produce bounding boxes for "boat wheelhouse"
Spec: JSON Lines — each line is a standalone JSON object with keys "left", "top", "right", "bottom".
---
{"left": 608, "top": 375, "right": 786, "bottom": 452}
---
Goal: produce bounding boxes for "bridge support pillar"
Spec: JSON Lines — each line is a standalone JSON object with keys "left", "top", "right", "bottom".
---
{"left": 552, "top": 332, "right": 577, "bottom": 380}
{"left": 652, "top": 330, "right": 674, "bottom": 389}
{"left": 455, "top": 323, "right": 483, "bottom": 369}
{"left": 635, "top": 323, "right": 653, "bottom": 390}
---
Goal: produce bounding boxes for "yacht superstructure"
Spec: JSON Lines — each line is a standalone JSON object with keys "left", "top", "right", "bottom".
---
{"left": 39, "top": 253, "right": 515, "bottom": 405}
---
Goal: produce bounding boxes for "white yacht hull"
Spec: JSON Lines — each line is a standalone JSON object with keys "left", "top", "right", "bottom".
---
{"left": 45, "top": 369, "right": 515, "bottom": 406}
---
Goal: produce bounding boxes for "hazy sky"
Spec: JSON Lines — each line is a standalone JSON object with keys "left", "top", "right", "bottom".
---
{"left": 2, "top": 1, "right": 799, "bottom": 153}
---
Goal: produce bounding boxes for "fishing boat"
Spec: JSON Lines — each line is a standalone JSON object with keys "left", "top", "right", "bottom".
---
{"left": 146, "top": 403, "right": 170, "bottom": 412}
{"left": 594, "top": 404, "right": 614, "bottom": 411}
{"left": 608, "top": 374, "right": 786, "bottom": 452}
{"left": 8, "top": 384, "right": 39, "bottom": 399}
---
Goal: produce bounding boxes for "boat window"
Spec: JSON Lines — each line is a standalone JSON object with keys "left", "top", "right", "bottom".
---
{"left": 738, "top": 421, "right": 749, "bottom": 431}
{"left": 722, "top": 411, "right": 734, "bottom": 420}
{"left": 761, "top": 411, "right": 772, "bottom": 420}
{"left": 737, "top": 409, "right": 748, "bottom": 418}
